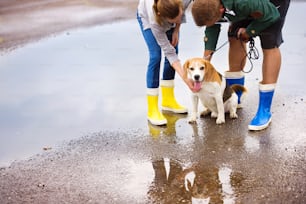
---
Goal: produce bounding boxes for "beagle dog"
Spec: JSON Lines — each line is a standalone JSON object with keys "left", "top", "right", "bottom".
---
{"left": 183, "top": 57, "right": 247, "bottom": 124}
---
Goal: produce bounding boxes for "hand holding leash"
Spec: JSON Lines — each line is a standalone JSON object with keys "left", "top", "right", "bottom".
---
{"left": 237, "top": 28, "right": 250, "bottom": 42}
{"left": 228, "top": 27, "right": 250, "bottom": 42}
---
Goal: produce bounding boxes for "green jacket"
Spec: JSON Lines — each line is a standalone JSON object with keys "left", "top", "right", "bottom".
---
{"left": 205, "top": 0, "right": 280, "bottom": 50}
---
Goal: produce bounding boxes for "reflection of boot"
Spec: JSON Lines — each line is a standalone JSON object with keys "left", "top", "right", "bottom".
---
{"left": 248, "top": 83, "right": 275, "bottom": 131}
{"left": 161, "top": 80, "right": 188, "bottom": 114}
{"left": 225, "top": 71, "right": 245, "bottom": 108}
{"left": 148, "top": 122, "right": 166, "bottom": 139}
{"left": 148, "top": 113, "right": 186, "bottom": 138}
{"left": 152, "top": 159, "right": 168, "bottom": 186}
{"left": 163, "top": 112, "right": 187, "bottom": 136}
{"left": 147, "top": 88, "right": 167, "bottom": 126}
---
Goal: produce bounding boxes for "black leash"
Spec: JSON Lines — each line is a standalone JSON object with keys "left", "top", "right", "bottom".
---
{"left": 203, "top": 40, "right": 229, "bottom": 60}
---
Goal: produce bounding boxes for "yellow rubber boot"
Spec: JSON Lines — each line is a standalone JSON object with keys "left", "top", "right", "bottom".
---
{"left": 161, "top": 80, "right": 188, "bottom": 114}
{"left": 147, "top": 88, "right": 167, "bottom": 126}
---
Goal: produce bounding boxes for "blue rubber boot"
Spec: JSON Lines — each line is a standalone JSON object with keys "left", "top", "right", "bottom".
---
{"left": 248, "top": 83, "right": 275, "bottom": 131}
{"left": 225, "top": 71, "right": 245, "bottom": 108}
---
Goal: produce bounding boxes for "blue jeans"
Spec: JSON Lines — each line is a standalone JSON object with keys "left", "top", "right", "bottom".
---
{"left": 137, "top": 13, "right": 178, "bottom": 88}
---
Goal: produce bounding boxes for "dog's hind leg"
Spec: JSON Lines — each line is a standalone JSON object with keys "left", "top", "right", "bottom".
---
{"left": 211, "top": 111, "right": 218, "bottom": 118}
{"left": 200, "top": 109, "right": 211, "bottom": 117}
{"left": 225, "top": 96, "right": 238, "bottom": 119}
{"left": 229, "top": 108, "right": 238, "bottom": 119}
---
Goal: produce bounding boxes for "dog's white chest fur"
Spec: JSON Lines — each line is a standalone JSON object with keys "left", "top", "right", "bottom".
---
{"left": 190, "top": 80, "right": 228, "bottom": 124}
{"left": 197, "top": 81, "right": 225, "bottom": 114}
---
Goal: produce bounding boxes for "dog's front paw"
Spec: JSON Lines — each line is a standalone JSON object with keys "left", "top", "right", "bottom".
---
{"left": 188, "top": 113, "right": 197, "bottom": 124}
{"left": 188, "top": 116, "right": 197, "bottom": 124}
{"left": 216, "top": 117, "right": 225, "bottom": 124}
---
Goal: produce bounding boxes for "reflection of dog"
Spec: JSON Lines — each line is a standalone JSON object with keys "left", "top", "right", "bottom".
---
{"left": 184, "top": 166, "right": 222, "bottom": 203}
{"left": 183, "top": 58, "right": 247, "bottom": 124}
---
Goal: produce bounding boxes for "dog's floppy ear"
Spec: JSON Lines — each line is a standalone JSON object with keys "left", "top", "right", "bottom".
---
{"left": 203, "top": 59, "right": 222, "bottom": 83}
{"left": 203, "top": 59, "right": 214, "bottom": 72}
{"left": 183, "top": 59, "right": 190, "bottom": 70}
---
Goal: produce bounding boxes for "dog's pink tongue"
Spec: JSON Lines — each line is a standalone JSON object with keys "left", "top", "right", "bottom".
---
{"left": 194, "top": 82, "right": 202, "bottom": 91}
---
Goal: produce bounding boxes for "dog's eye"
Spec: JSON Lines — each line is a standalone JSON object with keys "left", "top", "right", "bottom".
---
{"left": 200, "top": 66, "right": 204, "bottom": 70}
{"left": 189, "top": 67, "right": 194, "bottom": 71}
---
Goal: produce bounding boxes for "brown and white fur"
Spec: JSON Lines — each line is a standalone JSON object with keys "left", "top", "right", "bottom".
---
{"left": 183, "top": 57, "right": 247, "bottom": 124}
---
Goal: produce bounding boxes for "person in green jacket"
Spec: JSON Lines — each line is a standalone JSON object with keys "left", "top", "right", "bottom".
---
{"left": 191, "top": 0, "right": 290, "bottom": 131}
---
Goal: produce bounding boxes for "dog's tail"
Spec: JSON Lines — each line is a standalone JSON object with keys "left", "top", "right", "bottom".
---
{"left": 231, "top": 84, "right": 247, "bottom": 102}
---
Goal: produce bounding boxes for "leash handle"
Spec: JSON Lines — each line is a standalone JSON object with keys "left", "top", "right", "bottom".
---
{"left": 242, "top": 37, "right": 259, "bottom": 73}
{"left": 248, "top": 38, "right": 259, "bottom": 60}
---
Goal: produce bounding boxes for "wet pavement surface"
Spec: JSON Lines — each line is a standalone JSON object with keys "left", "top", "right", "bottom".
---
{"left": 0, "top": 1, "right": 306, "bottom": 204}
{"left": 0, "top": 0, "right": 138, "bottom": 51}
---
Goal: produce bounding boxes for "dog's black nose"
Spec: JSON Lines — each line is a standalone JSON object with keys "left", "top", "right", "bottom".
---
{"left": 194, "top": 75, "right": 200, "bottom": 81}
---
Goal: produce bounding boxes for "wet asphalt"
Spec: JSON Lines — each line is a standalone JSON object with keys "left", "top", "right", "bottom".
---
{"left": 0, "top": 2, "right": 306, "bottom": 204}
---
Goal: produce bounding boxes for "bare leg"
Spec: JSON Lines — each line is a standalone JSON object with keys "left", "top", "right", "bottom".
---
{"left": 262, "top": 48, "right": 281, "bottom": 84}
{"left": 226, "top": 38, "right": 247, "bottom": 107}
{"left": 228, "top": 37, "right": 247, "bottom": 71}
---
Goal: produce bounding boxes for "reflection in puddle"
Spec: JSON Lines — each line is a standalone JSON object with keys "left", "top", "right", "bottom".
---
{"left": 218, "top": 167, "right": 235, "bottom": 204}
{"left": 146, "top": 112, "right": 246, "bottom": 203}
{"left": 148, "top": 112, "right": 187, "bottom": 139}
{"left": 148, "top": 158, "right": 237, "bottom": 203}
{"left": 148, "top": 158, "right": 187, "bottom": 203}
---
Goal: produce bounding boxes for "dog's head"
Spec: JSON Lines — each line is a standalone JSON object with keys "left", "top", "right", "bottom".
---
{"left": 183, "top": 58, "right": 215, "bottom": 89}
